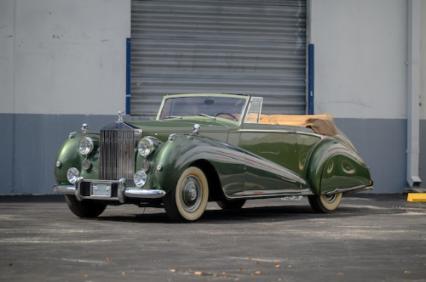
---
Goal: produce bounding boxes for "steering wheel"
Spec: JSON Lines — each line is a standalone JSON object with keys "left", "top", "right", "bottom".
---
{"left": 215, "top": 112, "right": 238, "bottom": 121}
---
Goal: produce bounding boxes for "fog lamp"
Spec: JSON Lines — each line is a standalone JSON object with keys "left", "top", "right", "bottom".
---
{"left": 134, "top": 170, "right": 147, "bottom": 188}
{"left": 67, "top": 167, "right": 80, "bottom": 184}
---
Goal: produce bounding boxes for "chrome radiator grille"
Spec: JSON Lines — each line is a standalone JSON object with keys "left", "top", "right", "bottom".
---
{"left": 99, "top": 128, "right": 135, "bottom": 180}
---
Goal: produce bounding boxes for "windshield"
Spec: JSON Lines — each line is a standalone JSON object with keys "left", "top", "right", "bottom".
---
{"left": 158, "top": 96, "right": 247, "bottom": 123}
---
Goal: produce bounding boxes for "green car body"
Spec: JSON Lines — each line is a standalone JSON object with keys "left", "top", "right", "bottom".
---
{"left": 54, "top": 94, "right": 373, "bottom": 220}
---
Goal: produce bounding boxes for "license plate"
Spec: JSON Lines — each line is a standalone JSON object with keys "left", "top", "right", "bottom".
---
{"left": 92, "top": 184, "right": 111, "bottom": 197}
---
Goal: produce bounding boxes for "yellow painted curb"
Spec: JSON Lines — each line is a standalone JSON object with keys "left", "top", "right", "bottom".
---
{"left": 407, "top": 193, "right": 426, "bottom": 202}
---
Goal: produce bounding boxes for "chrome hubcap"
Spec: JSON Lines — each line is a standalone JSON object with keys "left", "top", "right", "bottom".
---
{"left": 181, "top": 176, "right": 202, "bottom": 212}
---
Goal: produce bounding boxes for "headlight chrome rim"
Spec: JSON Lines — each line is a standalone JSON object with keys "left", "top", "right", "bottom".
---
{"left": 134, "top": 170, "right": 148, "bottom": 188}
{"left": 138, "top": 137, "right": 157, "bottom": 157}
{"left": 67, "top": 167, "right": 80, "bottom": 184}
{"left": 78, "top": 136, "right": 94, "bottom": 156}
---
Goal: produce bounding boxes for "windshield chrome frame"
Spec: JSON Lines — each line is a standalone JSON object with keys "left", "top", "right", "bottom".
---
{"left": 156, "top": 93, "right": 251, "bottom": 126}
{"left": 241, "top": 96, "right": 264, "bottom": 124}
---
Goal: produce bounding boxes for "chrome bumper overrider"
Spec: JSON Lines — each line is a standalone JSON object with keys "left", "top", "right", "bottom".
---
{"left": 53, "top": 179, "right": 166, "bottom": 203}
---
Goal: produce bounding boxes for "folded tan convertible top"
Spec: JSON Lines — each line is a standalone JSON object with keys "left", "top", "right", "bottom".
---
{"left": 259, "top": 114, "right": 338, "bottom": 136}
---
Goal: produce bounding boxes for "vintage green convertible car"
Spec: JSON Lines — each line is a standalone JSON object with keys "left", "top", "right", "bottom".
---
{"left": 54, "top": 93, "right": 373, "bottom": 221}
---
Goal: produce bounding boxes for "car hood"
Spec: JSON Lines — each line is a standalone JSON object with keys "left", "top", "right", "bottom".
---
{"left": 127, "top": 117, "right": 237, "bottom": 142}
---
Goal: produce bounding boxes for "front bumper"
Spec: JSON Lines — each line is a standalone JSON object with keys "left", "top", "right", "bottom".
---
{"left": 53, "top": 178, "right": 166, "bottom": 203}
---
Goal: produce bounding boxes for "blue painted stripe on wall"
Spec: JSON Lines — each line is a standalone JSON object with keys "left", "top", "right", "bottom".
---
{"left": 0, "top": 114, "right": 418, "bottom": 194}
{"left": 307, "top": 44, "right": 315, "bottom": 115}
{"left": 125, "top": 37, "right": 131, "bottom": 115}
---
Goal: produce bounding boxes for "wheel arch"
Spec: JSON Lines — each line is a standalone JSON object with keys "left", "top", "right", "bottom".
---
{"left": 190, "top": 159, "right": 225, "bottom": 202}
{"left": 153, "top": 134, "right": 243, "bottom": 196}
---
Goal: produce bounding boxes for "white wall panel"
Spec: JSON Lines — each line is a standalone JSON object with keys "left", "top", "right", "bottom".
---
{"left": 421, "top": 1, "right": 426, "bottom": 120}
{"left": 9, "top": 0, "right": 130, "bottom": 115}
{"left": 310, "top": 0, "right": 407, "bottom": 119}
{"left": 0, "top": 0, "right": 15, "bottom": 114}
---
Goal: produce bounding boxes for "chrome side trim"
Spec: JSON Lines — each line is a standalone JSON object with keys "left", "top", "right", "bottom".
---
{"left": 227, "top": 188, "right": 313, "bottom": 199}
{"left": 325, "top": 185, "right": 373, "bottom": 195}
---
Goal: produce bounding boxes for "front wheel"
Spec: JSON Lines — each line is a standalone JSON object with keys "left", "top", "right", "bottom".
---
{"left": 64, "top": 195, "right": 106, "bottom": 218}
{"left": 308, "top": 193, "right": 342, "bottom": 213}
{"left": 163, "top": 167, "right": 209, "bottom": 222}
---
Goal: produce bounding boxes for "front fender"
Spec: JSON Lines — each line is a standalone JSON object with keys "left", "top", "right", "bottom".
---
{"left": 54, "top": 133, "right": 82, "bottom": 184}
{"left": 54, "top": 133, "right": 100, "bottom": 184}
{"left": 149, "top": 134, "right": 242, "bottom": 193}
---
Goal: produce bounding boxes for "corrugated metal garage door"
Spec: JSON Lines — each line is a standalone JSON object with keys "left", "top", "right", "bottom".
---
{"left": 131, "top": 0, "right": 307, "bottom": 117}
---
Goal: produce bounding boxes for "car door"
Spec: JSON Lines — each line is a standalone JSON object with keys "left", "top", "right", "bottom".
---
{"left": 234, "top": 123, "right": 308, "bottom": 197}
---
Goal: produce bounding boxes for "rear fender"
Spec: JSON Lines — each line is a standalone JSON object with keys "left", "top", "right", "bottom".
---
{"left": 307, "top": 139, "right": 372, "bottom": 195}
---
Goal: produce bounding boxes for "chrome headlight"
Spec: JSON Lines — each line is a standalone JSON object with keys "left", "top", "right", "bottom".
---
{"left": 134, "top": 170, "right": 147, "bottom": 187}
{"left": 67, "top": 167, "right": 80, "bottom": 184}
{"left": 138, "top": 137, "right": 157, "bottom": 157}
{"left": 78, "top": 136, "right": 94, "bottom": 156}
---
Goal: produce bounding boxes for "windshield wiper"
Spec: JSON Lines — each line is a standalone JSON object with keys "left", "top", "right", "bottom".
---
{"left": 198, "top": 113, "right": 216, "bottom": 119}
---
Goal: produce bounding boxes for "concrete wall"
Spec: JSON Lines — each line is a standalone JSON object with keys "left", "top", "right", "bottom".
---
{"left": 421, "top": 0, "right": 426, "bottom": 120}
{"left": 420, "top": 1, "right": 426, "bottom": 183}
{"left": 311, "top": 0, "right": 407, "bottom": 120}
{"left": 1, "top": 0, "right": 129, "bottom": 115}
{"left": 310, "top": 0, "right": 408, "bottom": 193}
{"left": 0, "top": 1, "right": 14, "bottom": 113}
{"left": 0, "top": 0, "right": 130, "bottom": 194}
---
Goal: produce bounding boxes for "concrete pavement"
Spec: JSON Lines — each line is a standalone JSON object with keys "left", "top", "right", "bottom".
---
{"left": 0, "top": 195, "right": 425, "bottom": 281}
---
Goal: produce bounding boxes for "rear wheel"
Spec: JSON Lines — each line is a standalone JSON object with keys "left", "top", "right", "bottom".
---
{"left": 64, "top": 195, "right": 106, "bottom": 218}
{"left": 163, "top": 167, "right": 209, "bottom": 222}
{"left": 308, "top": 193, "right": 342, "bottom": 213}
{"left": 217, "top": 199, "right": 246, "bottom": 210}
